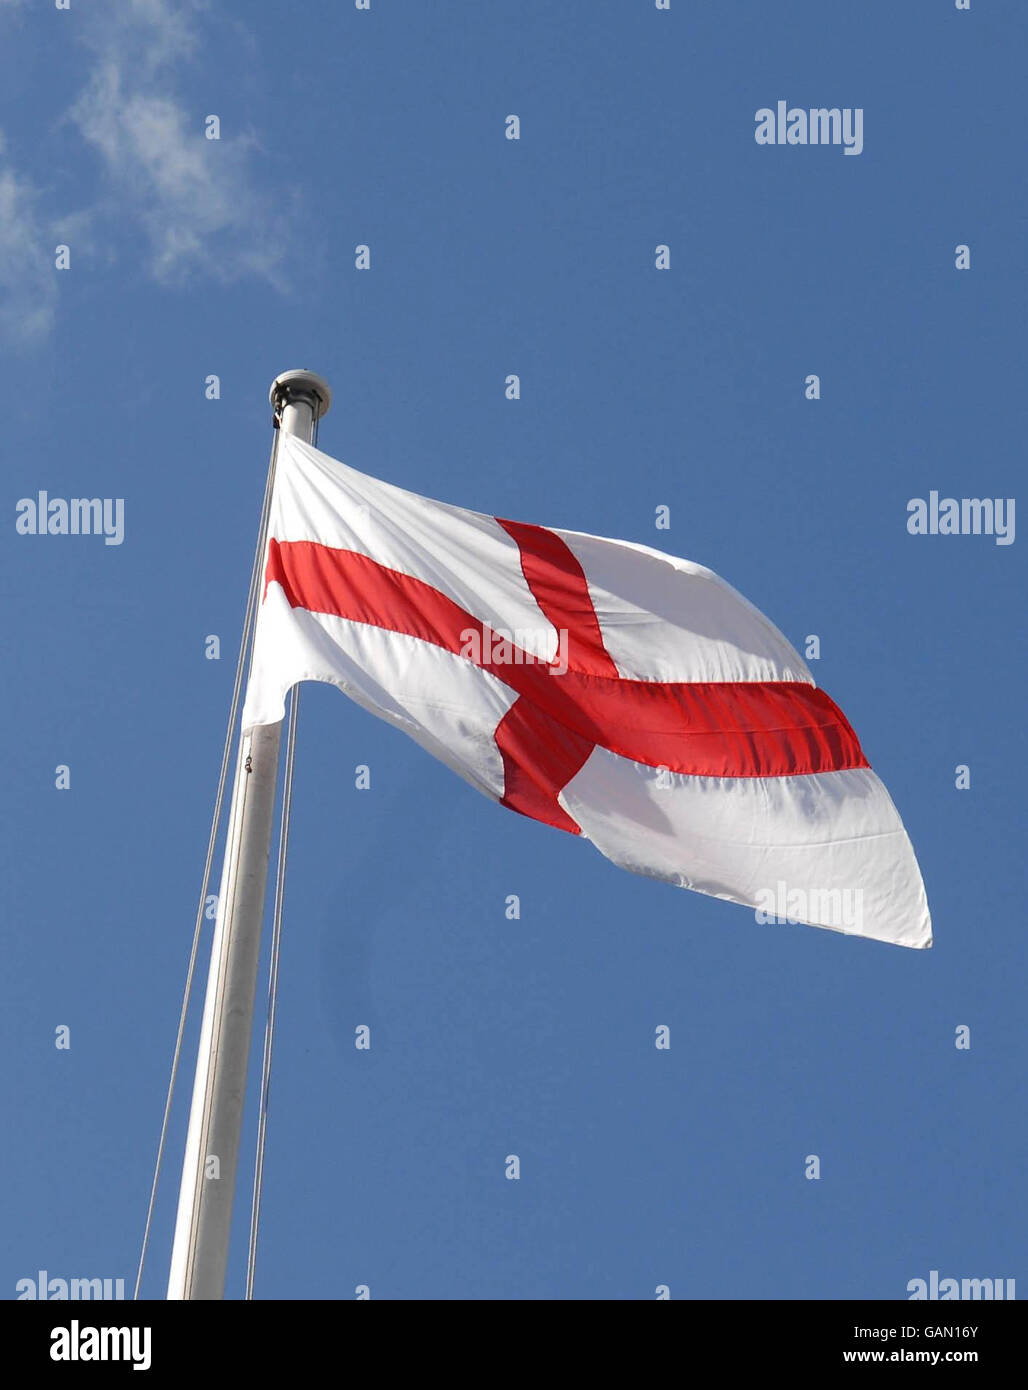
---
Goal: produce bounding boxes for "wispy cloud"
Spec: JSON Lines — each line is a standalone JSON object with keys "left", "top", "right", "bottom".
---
{"left": 0, "top": 0, "right": 293, "bottom": 344}
{"left": 0, "top": 145, "right": 57, "bottom": 345}
{"left": 68, "top": 0, "right": 292, "bottom": 287}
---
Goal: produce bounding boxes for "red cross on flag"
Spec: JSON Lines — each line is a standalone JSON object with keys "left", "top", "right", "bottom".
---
{"left": 242, "top": 435, "right": 932, "bottom": 949}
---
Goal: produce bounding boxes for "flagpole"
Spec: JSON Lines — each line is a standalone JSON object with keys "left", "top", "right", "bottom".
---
{"left": 166, "top": 370, "right": 332, "bottom": 1300}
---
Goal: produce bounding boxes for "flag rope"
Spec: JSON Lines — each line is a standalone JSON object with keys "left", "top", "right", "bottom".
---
{"left": 133, "top": 421, "right": 283, "bottom": 1299}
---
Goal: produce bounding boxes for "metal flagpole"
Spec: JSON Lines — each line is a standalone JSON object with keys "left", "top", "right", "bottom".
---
{"left": 167, "top": 370, "right": 332, "bottom": 1300}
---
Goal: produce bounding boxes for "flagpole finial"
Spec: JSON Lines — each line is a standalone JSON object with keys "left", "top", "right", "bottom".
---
{"left": 269, "top": 369, "right": 332, "bottom": 419}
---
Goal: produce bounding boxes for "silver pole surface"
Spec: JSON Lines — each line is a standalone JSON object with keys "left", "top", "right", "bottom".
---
{"left": 167, "top": 371, "right": 331, "bottom": 1300}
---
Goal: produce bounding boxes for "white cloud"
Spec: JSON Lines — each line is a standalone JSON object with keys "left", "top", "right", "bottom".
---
{"left": 0, "top": 0, "right": 293, "bottom": 343}
{"left": 84, "top": 0, "right": 200, "bottom": 75}
{"left": 0, "top": 158, "right": 57, "bottom": 345}
{"left": 68, "top": 0, "right": 291, "bottom": 287}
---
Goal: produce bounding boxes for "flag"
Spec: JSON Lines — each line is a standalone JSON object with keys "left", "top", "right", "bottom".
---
{"left": 242, "top": 435, "right": 932, "bottom": 949}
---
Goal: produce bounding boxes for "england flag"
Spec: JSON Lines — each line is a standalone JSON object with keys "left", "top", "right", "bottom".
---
{"left": 242, "top": 435, "right": 932, "bottom": 949}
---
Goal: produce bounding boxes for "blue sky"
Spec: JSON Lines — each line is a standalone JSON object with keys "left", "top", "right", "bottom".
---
{"left": 2, "top": 0, "right": 1024, "bottom": 1300}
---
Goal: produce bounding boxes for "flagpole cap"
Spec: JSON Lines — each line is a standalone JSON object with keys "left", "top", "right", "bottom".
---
{"left": 269, "top": 369, "right": 332, "bottom": 419}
